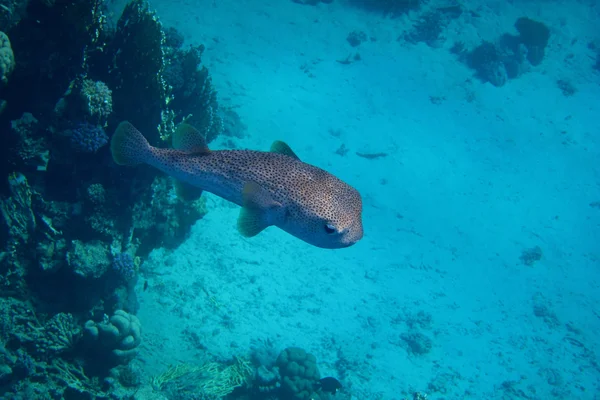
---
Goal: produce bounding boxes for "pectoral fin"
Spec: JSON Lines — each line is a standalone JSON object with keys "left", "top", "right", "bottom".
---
{"left": 237, "top": 182, "right": 282, "bottom": 237}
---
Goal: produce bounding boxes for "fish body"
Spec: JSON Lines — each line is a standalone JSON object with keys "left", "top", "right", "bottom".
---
{"left": 317, "top": 377, "right": 342, "bottom": 394}
{"left": 111, "top": 122, "right": 363, "bottom": 249}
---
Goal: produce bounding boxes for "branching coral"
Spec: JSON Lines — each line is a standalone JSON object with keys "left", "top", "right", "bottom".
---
{"left": 152, "top": 357, "right": 253, "bottom": 398}
{"left": 26, "top": 313, "right": 81, "bottom": 357}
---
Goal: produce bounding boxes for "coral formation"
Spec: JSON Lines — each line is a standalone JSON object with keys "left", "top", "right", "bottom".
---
{"left": 514, "top": 17, "right": 550, "bottom": 66}
{"left": 84, "top": 309, "right": 142, "bottom": 365}
{"left": 105, "top": 0, "right": 170, "bottom": 144}
{"left": 458, "top": 17, "right": 550, "bottom": 86}
{"left": 163, "top": 42, "right": 223, "bottom": 143}
{"left": 112, "top": 252, "right": 138, "bottom": 281}
{"left": 54, "top": 77, "right": 113, "bottom": 127}
{"left": 150, "top": 357, "right": 253, "bottom": 397}
{"left": 10, "top": 113, "right": 50, "bottom": 171}
{"left": 0, "top": 31, "right": 14, "bottom": 84}
{"left": 66, "top": 240, "right": 111, "bottom": 279}
{"left": 70, "top": 122, "right": 109, "bottom": 153}
{"left": 276, "top": 347, "right": 322, "bottom": 399}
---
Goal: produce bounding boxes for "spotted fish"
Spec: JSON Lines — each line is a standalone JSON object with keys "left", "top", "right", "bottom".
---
{"left": 110, "top": 122, "right": 363, "bottom": 249}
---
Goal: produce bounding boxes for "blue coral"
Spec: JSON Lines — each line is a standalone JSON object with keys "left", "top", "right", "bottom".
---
{"left": 71, "top": 122, "right": 108, "bottom": 153}
{"left": 112, "top": 253, "right": 136, "bottom": 280}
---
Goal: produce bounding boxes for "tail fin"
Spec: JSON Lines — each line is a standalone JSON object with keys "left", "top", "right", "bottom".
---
{"left": 110, "top": 122, "right": 152, "bottom": 166}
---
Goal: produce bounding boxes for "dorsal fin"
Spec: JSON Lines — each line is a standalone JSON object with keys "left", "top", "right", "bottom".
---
{"left": 270, "top": 140, "right": 300, "bottom": 160}
{"left": 172, "top": 123, "right": 210, "bottom": 154}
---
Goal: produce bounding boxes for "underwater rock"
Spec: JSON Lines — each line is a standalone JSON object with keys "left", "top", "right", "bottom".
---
{"left": 84, "top": 310, "right": 142, "bottom": 366}
{"left": 0, "top": 31, "right": 14, "bottom": 85}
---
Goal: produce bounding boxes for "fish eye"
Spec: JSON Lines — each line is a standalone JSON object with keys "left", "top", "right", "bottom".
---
{"left": 324, "top": 223, "right": 337, "bottom": 235}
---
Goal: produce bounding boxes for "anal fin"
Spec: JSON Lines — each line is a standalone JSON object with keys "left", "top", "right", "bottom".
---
{"left": 174, "top": 180, "right": 203, "bottom": 201}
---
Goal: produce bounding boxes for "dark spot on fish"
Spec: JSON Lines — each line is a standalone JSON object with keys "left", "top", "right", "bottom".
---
{"left": 143, "top": 280, "right": 149, "bottom": 291}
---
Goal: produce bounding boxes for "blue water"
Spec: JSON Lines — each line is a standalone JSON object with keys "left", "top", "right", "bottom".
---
{"left": 135, "top": 0, "right": 600, "bottom": 398}
{"left": 1, "top": 0, "right": 599, "bottom": 399}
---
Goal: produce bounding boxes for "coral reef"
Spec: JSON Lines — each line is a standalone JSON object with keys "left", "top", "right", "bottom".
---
{"left": 0, "top": 1, "right": 222, "bottom": 396}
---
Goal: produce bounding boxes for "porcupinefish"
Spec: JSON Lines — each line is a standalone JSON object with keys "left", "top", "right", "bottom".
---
{"left": 110, "top": 122, "right": 363, "bottom": 249}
